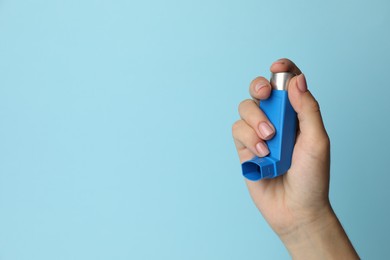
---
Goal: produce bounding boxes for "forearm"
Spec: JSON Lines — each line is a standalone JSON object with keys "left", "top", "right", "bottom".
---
{"left": 280, "top": 207, "right": 359, "bottom": 260}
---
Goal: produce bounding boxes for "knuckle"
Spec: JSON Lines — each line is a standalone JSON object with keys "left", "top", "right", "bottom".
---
{"left": 306, "top": 131, "right": 330, "bottom": 156}
{"left": 309, "top": 136, "right": 330, "bottom": 160}
{"left": 238, "top": 99, "right": 254, "bottom": 113}
{"left": 310, "top": 98, "right": 321, "bottom": 113}
{"left": 232, "top": 120, "right": 258, "bottom": 144}
{"left": 319, "top": 134, "right": 330, "bottom": 150}
{"left": 231, "top": 120, "right": 243, "bottom": 137}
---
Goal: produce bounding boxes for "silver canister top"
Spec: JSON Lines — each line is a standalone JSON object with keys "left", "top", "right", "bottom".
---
{"left": 270, "top": 72, "right": 296, "bottom": 90}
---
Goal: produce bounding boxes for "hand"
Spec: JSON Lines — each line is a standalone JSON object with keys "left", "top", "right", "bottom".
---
{"left": 232, "top": 59, "right": 358, "bottom": 259}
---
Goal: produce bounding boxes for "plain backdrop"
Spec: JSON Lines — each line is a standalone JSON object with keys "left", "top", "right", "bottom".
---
{"left": 0, "top": 0, "right": 389, "bottom": 259}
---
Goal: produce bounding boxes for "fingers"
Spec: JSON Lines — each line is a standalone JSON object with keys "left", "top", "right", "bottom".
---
{"left": 234, "top": 57, "right": 328, "bottom": 167}
{"left": 232, "top": 98, "right": 275, "bottom": 163}
{"left": 232, "top": 120, "right": 270, "bottom": 163}
{"left": 270, "top": 58, "right": 302, "bottom": 75}
{"left": 238, "top": 99, "right": 275, "bottom": 140}
{"left": 249, "top": 76, "right": 272, "bottom": 102}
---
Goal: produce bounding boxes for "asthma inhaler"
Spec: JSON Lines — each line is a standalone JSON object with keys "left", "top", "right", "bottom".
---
{"left": 242, "top": 72, "right": 297, "bottom": 181}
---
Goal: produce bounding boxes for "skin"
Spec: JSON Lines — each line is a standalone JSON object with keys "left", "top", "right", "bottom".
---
{"left": 232, "top": 59, "right": 359, "bottom": 259}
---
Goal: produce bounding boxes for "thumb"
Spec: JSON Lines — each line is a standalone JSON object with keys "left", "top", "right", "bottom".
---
{"left": 288, "top": 74, "right": 328, "bottom": 141}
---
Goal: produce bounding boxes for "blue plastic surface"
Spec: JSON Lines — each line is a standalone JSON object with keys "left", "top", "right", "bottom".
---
{"left": 242, "top": 90, "right": 297, "bottom": 181}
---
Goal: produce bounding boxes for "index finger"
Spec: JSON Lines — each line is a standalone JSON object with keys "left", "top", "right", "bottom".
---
{"left": 249, "top": 59, "right": 302, "bottom": 102}
{"left": 270, "top": 58, "right": 302, "bottom": 75}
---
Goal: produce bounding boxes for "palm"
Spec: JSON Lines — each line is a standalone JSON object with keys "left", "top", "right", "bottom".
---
{"left": 244, "top": 131, "right": 330, "bottom": 235}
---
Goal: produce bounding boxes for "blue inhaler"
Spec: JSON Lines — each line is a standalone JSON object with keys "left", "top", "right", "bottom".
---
{"left": 242, "top": 72, "right": 297, "bottom": 181}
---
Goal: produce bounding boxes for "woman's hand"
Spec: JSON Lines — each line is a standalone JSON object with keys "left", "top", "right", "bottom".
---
{"left": 232, "top": 59, "right": 359, "bottom": 259}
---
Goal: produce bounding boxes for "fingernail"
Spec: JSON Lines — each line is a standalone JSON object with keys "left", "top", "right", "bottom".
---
{"left": 297, "top": 74, "right": 308, "bottom": 92}
{"left": 256, "top": 142, "right": 270, "bottom": 157}
{"left": 259, "top": 122, "right": 274, "bottom": 139}
{"left": 255, "top": 83, "right": 267, "bottom": 92}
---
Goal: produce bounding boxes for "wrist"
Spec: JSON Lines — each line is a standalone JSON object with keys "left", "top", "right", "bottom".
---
{"left": 279, "top": 205, "right": 359, "bottom": 259}
{"left": 278, "top": 204, "right": 335, "bottom": 245}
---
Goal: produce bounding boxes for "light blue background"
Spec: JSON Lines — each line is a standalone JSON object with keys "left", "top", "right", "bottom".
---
{"left": 0, "top": 0, "right": 389, "bottom": 259}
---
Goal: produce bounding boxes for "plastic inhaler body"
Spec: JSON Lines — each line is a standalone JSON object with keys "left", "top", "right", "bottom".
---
{"left": 242, "top": 72, "right": 297, "bottom": 181}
